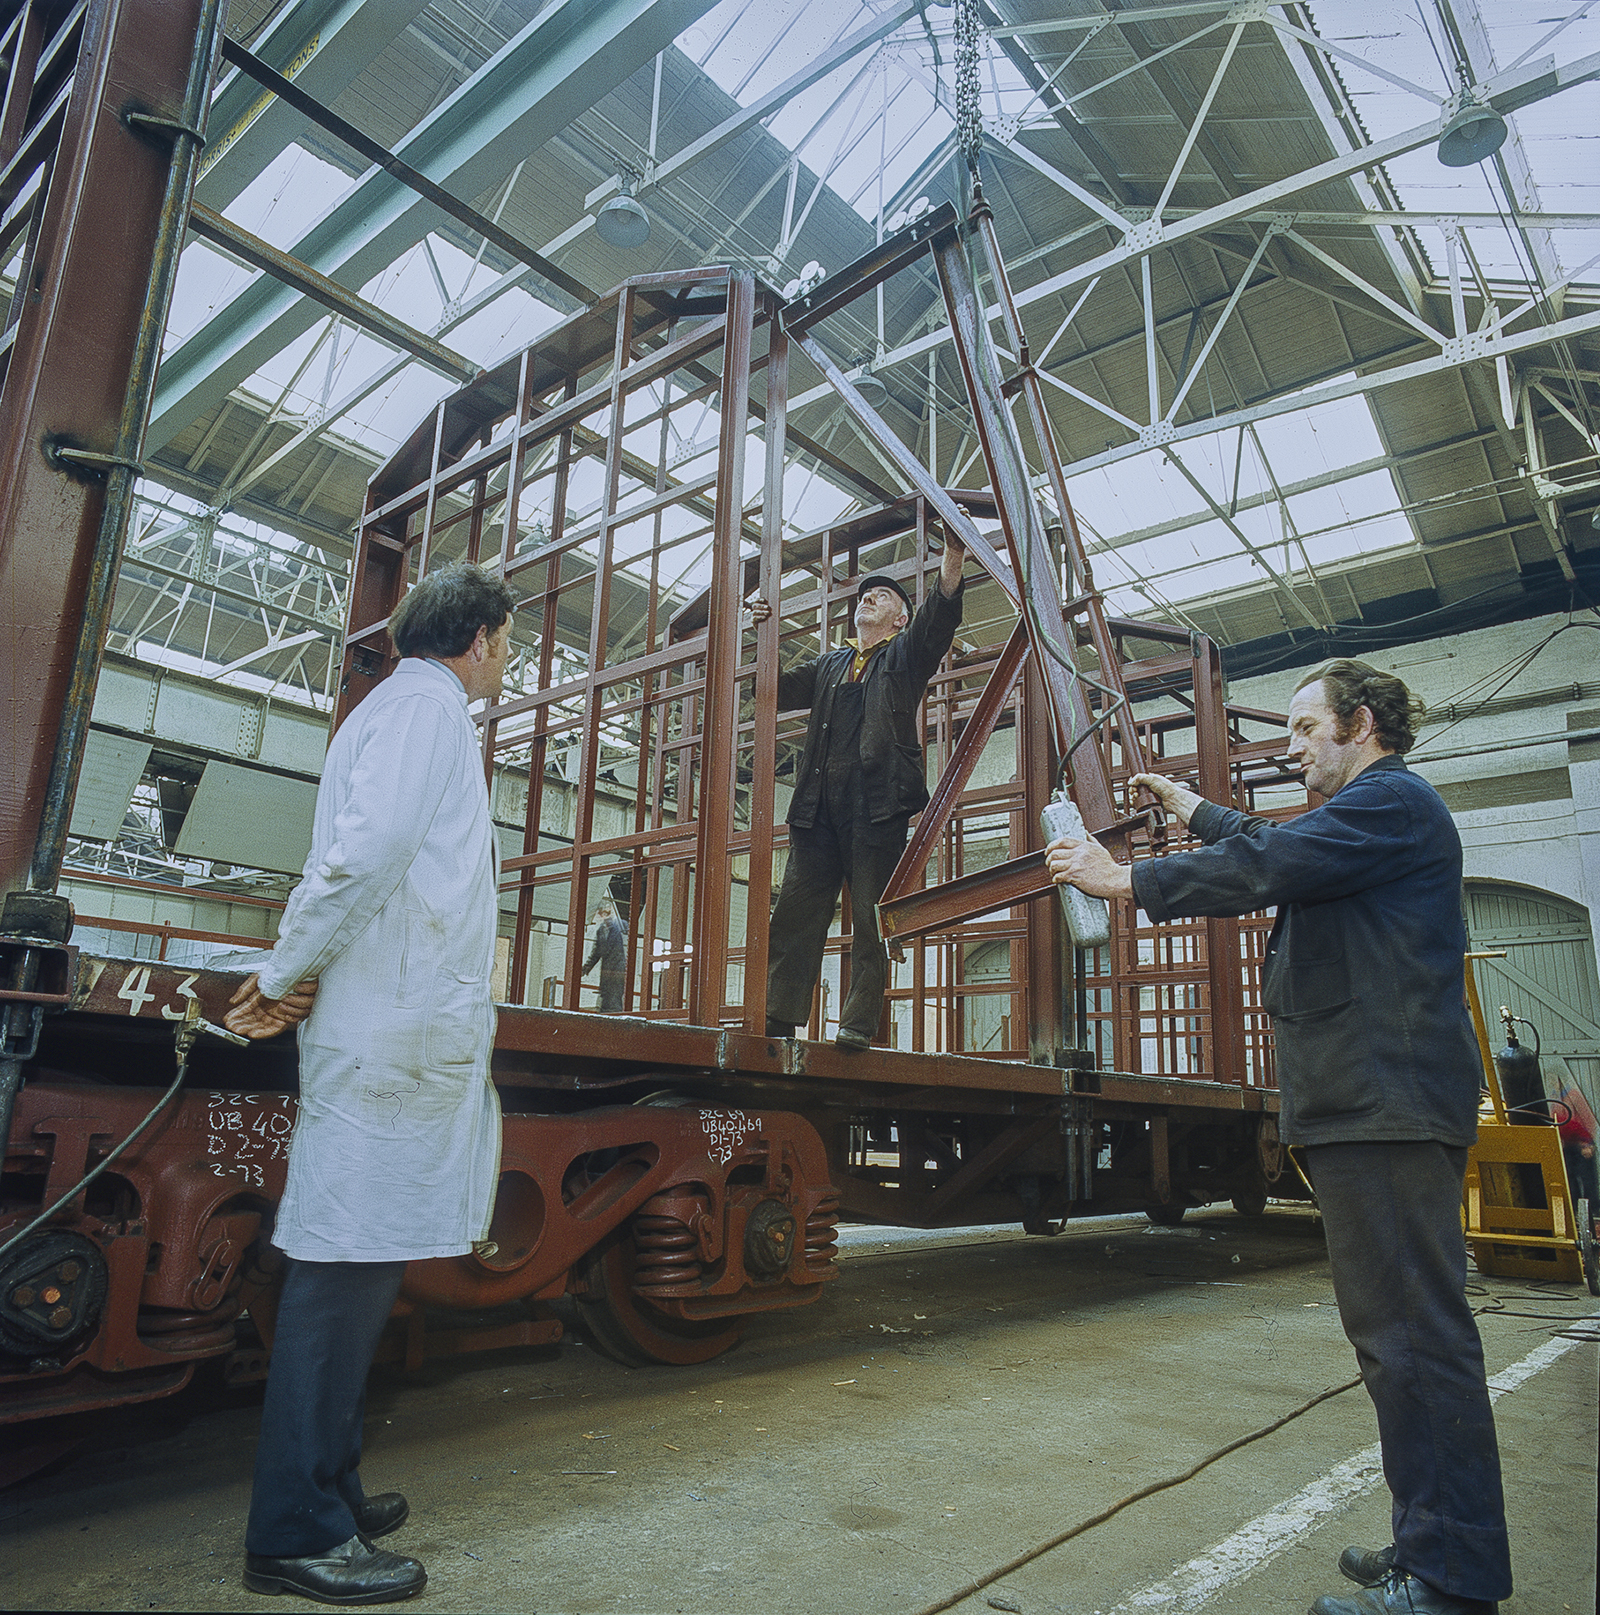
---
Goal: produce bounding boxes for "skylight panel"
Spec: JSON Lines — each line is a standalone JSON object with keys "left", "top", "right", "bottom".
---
{"left": 676, "top": 1, "right": 964, "bottom": 227}
{"left": 336, "top": 360, "right": 455, "bottom": 458}
{"left": 223, "top": 144, "right": 354, "bottom": 252}
{"left": 1159, "top": 551, "right": 1268, "bottom": 602}
{"left": 446, "top": 285, "right": 562, "bottom": 368}
{"left": 1298, "top": 509, "right": 1413, "bottom": 567}
{"left": 695, "top": 0, "right": 861, "bottom": 101}
{"left": 1290, "top": 0, "right": 1600, "bottom": 286}
{"left": 1250, "top": 394, "right": 1385, "bottom": 483}
{"left": 1286, "top": 467, "right": 1403, "bottom": 533}
{"left": 1064, "top": 448, "right": 1211, "bottom": 533}
{"left": 165, "top": 242, "right": 257, "bottom": 353}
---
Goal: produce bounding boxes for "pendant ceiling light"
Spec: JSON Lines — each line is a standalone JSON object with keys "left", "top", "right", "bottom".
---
{"left": 1437, "top": 97, "right": 1507, "bottom": 167}
{"left": 853, "top": 358, "right": 889, "bottom": 407}
{"left": 595, "top": 177, "right": 651, "bottom": 248}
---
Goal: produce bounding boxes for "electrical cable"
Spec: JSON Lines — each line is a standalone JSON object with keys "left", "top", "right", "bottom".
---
{"left": 1474, "top": 1299, "right": 1600, "bottom": 1324}
{"left": 0, "top": 1007, "right": 245, "bottom": 1264}
{"left": 911, "top": 1373, "right": 1364, "bottom": 1615}
{"left": 1414, "top": 619, "right": 1599, "bottom": 751}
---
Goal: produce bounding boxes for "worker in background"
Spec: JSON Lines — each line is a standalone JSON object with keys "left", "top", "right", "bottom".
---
{"left": 750, "top": 535, "right": 964, "bottom": 1049}
{"left": 1045, "top": 658, "right": 1509, "bottom": 1615}
{"left": 1559, "top": 1095, "right": 1598, "bottom": 1226}
{"left": 583, "top": 899, "right": 627, "bottom": 1012}
{"left": 224, "top": 562, "right": 516, "bottom": 1607}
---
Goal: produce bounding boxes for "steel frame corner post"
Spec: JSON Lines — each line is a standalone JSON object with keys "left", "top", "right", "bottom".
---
{"left": 1192, "top": 632, "right": 1245, "bottom": 1084}
{"left": 926, "top": 221, "right": 1118, "bottom": 834}
{"left": 338, "top": 396, "right": 452, "bottom": 734}
{"left": 688, "top": 271, "right": 755, "bottom": 1027}
{"left": 0, "top": 0, "right": 223, "bottom": 894}
{"left": 561, "top": 286, "right": 637, "bottom": 1000}
{"left": 335, "top": 500, "right": 410, "bottom": 733}
{"left": 509, "top": 371, "right": 576, "bottom": 1006}
{"left": 742, "top": 301, "right": 786, "bottom": 1033}
{"left": 1021, "top": 656, "right": 1065, "bottom": 1061}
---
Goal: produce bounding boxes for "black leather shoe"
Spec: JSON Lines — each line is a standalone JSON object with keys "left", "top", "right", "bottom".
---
{"left": 353, "top": 1493, "right": 408, "bottom": 1539}
{"left": 1340, "top": 1545, "right": 1397, "bottom": 1586}
{"left": 765, "top": 1017, "right": 795, "bottom": 1039}
{"left": 835, "top": 1027, "right": 871, "bottom": 1051}
{"left": 1310, "top": 1567, "right": 1496, "bottom": 1615}
{"left": 243, "top": 1534, "right": 426, "bottom": 1605}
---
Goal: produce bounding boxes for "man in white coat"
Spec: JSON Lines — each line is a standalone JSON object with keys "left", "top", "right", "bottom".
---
{"left": 225, "top": 562, "right": 515, "bottom": 1606}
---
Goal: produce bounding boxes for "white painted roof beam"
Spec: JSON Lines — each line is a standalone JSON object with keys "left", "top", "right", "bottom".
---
{"left": 150, "top": 0, "right": 718, "bottom": 454}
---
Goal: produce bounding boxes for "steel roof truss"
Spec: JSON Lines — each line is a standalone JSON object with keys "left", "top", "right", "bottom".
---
{"left": 149, "top": 0, "right": 718, "bottom": 452}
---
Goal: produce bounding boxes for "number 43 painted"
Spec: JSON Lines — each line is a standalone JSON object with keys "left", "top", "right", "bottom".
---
{"left": 115, "top": 966, "right": 200, "bottom": 1020}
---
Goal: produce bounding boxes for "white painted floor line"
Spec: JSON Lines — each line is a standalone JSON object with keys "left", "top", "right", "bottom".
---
{"left": 1110, "top": 1322, "right": 1599, "bottom": 1614}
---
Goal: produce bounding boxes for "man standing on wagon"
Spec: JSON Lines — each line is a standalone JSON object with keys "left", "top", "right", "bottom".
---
{"left": 225, "top": 562, "right": 516, "bottom": 1606}
{"left": 751, "top": 535, "right": 964, "bottom": 1050}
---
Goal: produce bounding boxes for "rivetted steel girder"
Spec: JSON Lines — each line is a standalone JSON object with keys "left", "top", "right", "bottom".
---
{"left": 148, "top": 0, "right": 719, "bottom": 453}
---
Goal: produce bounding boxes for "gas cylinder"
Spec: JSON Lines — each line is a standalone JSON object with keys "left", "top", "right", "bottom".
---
{"left": 1038, "top": 792, "right": 1112, "bottom": 950}
{"left": 1495, "top": 1007, "right": 1548, "bottom": 1125}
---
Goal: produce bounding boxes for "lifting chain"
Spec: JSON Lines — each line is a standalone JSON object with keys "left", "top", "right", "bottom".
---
{"left": 953, "top": 0, "right": 983, "bottom": 179}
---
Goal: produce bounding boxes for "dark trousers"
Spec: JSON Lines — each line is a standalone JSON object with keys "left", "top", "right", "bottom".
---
{"left": 597, "top": 968, "right": 624, "bottom": 1013}
{"left": 1563, "top": 1140, "right": 1599, "bottom": 1213}
{"left": 246, "top": 1257, "right": 406, "bottom": 1557}
{"left": 1306, "top": 1141, "right": 1512, "bottom": 1601}
{"left": 767, "top": 811, "right": 908, "bottom": 1039}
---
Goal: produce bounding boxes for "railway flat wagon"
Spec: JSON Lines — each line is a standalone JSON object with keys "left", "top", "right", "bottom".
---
{"left": 1, "top": 0, "right": 1307, "bottom": 1434}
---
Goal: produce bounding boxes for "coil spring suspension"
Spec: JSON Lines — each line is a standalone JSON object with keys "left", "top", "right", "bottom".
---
{"left": 804, "top": 1190, "right": 840, "bottom": 1271}
{"left": 631, "top": 1199, "right": 703, "bottom": 1295}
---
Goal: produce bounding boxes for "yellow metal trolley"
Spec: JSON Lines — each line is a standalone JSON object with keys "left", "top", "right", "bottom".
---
{"left": 1462, "top": 952, "right": 1599, "bottom": 1294}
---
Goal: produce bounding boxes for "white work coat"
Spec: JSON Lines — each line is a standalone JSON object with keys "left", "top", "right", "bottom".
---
{"left": 258, "top": 658, "right": 502, "bottom": 1262}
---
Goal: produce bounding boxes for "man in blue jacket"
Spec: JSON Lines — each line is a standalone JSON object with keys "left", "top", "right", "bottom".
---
{"left": 752, "top": 538, "right": 963, "bottom": 1049}
{"left": 1046, "top": 658, "right": 1509, "bottom": 1615}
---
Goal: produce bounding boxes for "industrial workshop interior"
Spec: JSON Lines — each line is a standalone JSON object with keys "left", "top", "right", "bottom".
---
{"left": 1, "top": 0, "right": 1598, "bottom": 1611}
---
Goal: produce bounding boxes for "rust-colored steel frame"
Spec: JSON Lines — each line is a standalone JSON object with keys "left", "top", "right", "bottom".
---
{"left": 334, "top": 206, "right": 1301, "bottom": 1082}
{"left": 0, "top": 0, "right": 222, "bottom": 896}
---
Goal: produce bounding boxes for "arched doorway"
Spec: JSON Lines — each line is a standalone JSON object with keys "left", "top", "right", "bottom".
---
{"left": 1464, "top": 881, "right": 1600, "bottom": 1119}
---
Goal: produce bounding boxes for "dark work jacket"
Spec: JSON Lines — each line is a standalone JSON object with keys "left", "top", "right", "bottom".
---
{"left": 778, "top": 582, "right": 963, "bottom": 828}
{"left": 1130, "top": 756, "right": 1481, "bottom": 1149}
{"left": 584, "top": 916, "right": 627, "bottom": 980}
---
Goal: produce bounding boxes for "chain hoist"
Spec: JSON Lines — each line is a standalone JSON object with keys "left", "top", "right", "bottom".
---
{"left": 953, "top": 0, "right": 983, "bottom": 181}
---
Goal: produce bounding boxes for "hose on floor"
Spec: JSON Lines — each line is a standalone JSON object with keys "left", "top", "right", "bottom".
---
{"left": 912, "top": 1373, "right": 1363, "bottom": 1615}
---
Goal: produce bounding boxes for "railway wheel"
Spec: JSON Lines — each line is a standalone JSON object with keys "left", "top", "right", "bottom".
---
{"left": 1580, "top": 1199, "right": 1599, "bottom": 1297}
{"left": 574, "top": 1229, "right": 742, "bottom": 1367}
{"left": 1145, "top": 1203, "right": 1186, "bottom": 1226}
{"left": 1232, "top": 1186, "right": 1269, "bottom": 1217}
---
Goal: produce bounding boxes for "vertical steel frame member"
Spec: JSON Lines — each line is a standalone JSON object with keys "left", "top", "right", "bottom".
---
{"left": 339, "top": 264, "right": 780, "bottom": 1032}
{"left": 0, "top": 0, "right": 223, "bottom": 1185}
{"left": 0, "top": 0, "right": 223, "bottom": 897}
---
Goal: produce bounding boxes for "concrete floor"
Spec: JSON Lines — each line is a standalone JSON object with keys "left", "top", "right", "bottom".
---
{"left": 2, "top": 1206, "right": 1594, "bottom": 1615}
